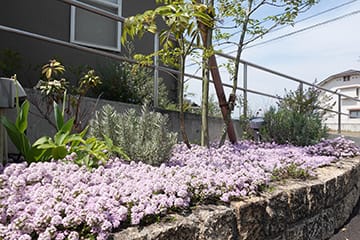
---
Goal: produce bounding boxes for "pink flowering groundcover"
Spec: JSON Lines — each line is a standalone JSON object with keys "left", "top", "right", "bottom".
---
{"left": 0, "top": 137, "right": 359, "bottom": 240}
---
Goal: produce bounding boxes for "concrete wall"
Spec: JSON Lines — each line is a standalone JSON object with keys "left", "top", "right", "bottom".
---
{"left": 4, "top": 89, "right": 241, "bottom": 153}
{"left": 112, "top": 157, "right": 360, "bottom": 240}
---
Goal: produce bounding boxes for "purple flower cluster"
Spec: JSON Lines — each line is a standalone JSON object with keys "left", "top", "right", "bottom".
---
{"left": 305, "top": 137, "right": 360, "bottom": 158}
{"left": 0, "top": 137, "right": 357, "bottom": 239}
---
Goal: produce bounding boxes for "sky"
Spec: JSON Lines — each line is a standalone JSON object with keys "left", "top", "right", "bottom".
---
{"left": 185, "top": 0, "right": 360, "bottom": 117}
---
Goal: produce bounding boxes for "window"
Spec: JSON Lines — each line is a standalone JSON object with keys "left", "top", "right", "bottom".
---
{"left": 349, "top": 110, "right": 360, "bottom": 118}
{"left": 70, "top": 0, "right": 122, "bottom": 51}
{"left": 343, "top": 75, "right": 350, "bottom": 82}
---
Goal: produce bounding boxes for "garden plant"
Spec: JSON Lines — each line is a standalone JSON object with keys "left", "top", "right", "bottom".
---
{"left": 122, "top": 0, "right": 319, "bottom": 147}
{"left": 1, "top": 72, "right": 360, "bottom": 240}
{"left": 0, "top": 135, "right": 359, "bottom": 239}
{"left": 89, "top": 104, "right": 177, "bottom": 166}
{"left": 260, "top": 85, "right": 331, "bottom": 146}
{"left": 33, "top": 59, "right": 101, "bottom": 132}
{"left": 2, "top": 76, "right": 357, "bottom": 240}
{"left": 2, "top": 1, "right": 360, "bottom": 240}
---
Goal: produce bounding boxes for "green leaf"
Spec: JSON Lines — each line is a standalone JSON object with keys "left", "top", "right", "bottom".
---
{"left": 33, "top": 136, "right": 52, "bottom": 146}
{"left": 54, "top": 131, "right": 69, "bottom": 145}
{"left": 15, "top": 100, "right": 30, "bottom": 133}
{"left": 53, "top": 101, "right": 64, "bottom": 130}
{"left": 36, "top": 143, "right": 58, "bottom": 150}
{"left": 79, "top": 126, "right": 89, "bottom": 138}
{"left": 60, "top": 118, "right": 75, "bottom": 133}
{"left": 1, "top": 115, "right": 31, "bottom": 158}
{"left": 51, "top": 146, "right": 68, "bottom": 160}
{"left": 64, "top": 135, "right": 85, "bottom": 145}
{"left": 31, "top": 147, "right": 51, "bottom": 162}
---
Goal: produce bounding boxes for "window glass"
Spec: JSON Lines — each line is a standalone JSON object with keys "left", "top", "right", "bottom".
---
{"left": 349, "top": 110, "right": 360, "bottom": 118}
{"left": 70, "top": 0, "right": 122, "bottom": 51}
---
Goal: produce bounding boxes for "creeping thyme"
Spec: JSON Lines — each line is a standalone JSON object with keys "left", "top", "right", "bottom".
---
{"left": 0, "top": 137, "right": 358, "bottom": 239}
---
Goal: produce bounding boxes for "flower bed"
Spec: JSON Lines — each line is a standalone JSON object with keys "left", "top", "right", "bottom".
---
{"left": 0, "top": 137, "right": 359, "bottom": 240}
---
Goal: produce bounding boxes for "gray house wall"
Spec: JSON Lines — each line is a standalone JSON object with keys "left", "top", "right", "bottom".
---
{"left": 0, "top": 0, "right": 177, "bottom": 99}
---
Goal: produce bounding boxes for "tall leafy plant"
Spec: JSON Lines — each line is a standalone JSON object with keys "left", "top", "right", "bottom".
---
{"left": 216, "top": 0, "right": 318, "bottom": 112}
{"left": 32, "top": 100, "right": 85, "bottom": 160}
{"left": 34, "top": 59, "right": 102, "bottom": 132}
{"left": 260, "top": 86, "right": 329, "bottom": 146}
{"left": 0, "top": 100, "right": 47, "bottom": 162}
{"left": 1, "top": 93, "right": 128, "bottom": 167}
{"left": 122, "top": 0, "right": 214, "bottom": 148}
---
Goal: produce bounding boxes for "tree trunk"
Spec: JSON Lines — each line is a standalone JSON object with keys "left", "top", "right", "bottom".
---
{"left": 200, "top": 4, "right": 211, "bottom": 147}
{"left": 179, "top": 55, "right": 191, "bottom": 149}
{"left": 197, "top": 14, "right": 237, "bottom": 144}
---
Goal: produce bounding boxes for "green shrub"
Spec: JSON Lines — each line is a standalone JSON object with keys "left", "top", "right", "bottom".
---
{"left": 260, "top": 107, "right": 327, "bottom": 146}
{"left": 260, "top": 85, "right": 329, "bottom": 146}
{"left": 93, "top": 60, "right": 170, "bottom": 108}
{"left": 89, "top": 104, "right": 178, "bottom": 165}
{"left": 0, "top": 48, "right": 22, "bottom": 78}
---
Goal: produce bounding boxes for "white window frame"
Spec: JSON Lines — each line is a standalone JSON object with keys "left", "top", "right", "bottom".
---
{"left": 70, "top": 0, "right": 122, "bottom": 52}
{"left": 349, "top": 110, "right": 360, "bottom": 119}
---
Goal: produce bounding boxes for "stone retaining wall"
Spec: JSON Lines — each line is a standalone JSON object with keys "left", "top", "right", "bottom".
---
{"left": 112, "top": 157, "right": 360, "bottom": 240}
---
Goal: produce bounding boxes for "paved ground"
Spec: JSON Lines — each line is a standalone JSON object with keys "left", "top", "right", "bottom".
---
{"left": 330, "top": 214, "right": 360, "bottom": 240}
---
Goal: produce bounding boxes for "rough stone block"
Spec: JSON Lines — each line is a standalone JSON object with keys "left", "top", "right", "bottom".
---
{"left": 237, "top": 223, "right": 267, "bottom": 240}
{"left": 333, "top": 200, "right": 346, "bottom": 230}
{"left": 268, "top": 234, "right": 285, "bottom": 240}
{"left": 348, "top": 165, "right": 359, "bottom": 190}
{"left": 111, "top": 157, "right": 360, "bottom": 240}
{"left": 262, "top": 192, "right": 290, "bottom": 237}
{"left": 342, "top": 187, "right": 360, "bottom": 220}
{"left": 322, "top": 208, "right": 335, "bottom": 239}
{"left": 231, "top": 198, "right": 267, "bottom": 240}
{"left": 340, "top": 170, "right": 352, "bottom": 197}
{"left": 112, "top": 205, "right": 238, "bottom": 240}
{"left": 195, "top": 205, "right": 238, "bottom": 240}
{"left": 231, "top": 197, "right": 267, "bottom": 224}
{"left": 307, "top": 181, "right": 325, "bottom": 216}
{"left": 288, "top": 185, "right": 309, "bottom": 222}
{"left": 332, "top": 187, "right": 359, "bottom": 232}
{"left": 286, "top": 223, "right": 305, "bottom": 240}
{"left": 267, "top": 192, "right": 290, "bottom": 221}
{"left": 112, "top": 215, "right": 198, "bottom": 240}
{"left": 324, "top": 178, "right": 337, "bottom": 207}
{"left": 304, "top": 214, "right": 323, "bottom": 240}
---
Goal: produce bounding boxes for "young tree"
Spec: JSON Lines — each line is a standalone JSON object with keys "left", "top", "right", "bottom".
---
{"left": 121, "top": 0, "right": 214, "bottom": 148}
{"left": 122, "top": 0, "right": 319, "bottom": 147}
{"left": 215, "top": 0, "right": 318, "bottom": 120}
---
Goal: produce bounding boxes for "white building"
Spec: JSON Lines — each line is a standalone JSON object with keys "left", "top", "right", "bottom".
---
{"left": 318, "top": 70, "right": 360, "bottom": 132}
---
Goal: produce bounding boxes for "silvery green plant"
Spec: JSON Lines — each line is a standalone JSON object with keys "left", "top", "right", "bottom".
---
{"left": 89, "top": 104, "right": 178, "bottom": 165}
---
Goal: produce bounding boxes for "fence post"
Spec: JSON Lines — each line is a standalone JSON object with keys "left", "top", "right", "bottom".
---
{"left": 299, "top": 82, "right": 303, "bottom": 95}
{"left": 153, "top": 32, "right": 159, "bottom": 108}
{"left": 338, "top": 94, "right": 341, "bottom": 134}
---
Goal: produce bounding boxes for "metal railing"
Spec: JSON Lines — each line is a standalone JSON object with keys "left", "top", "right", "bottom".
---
{"left": 1, "top": 0, "right": 359, "bottom": 134}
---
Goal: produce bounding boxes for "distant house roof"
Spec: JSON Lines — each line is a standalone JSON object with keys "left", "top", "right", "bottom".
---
{"left": 318, "top": 69, "right": 360, "bottom": 86}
